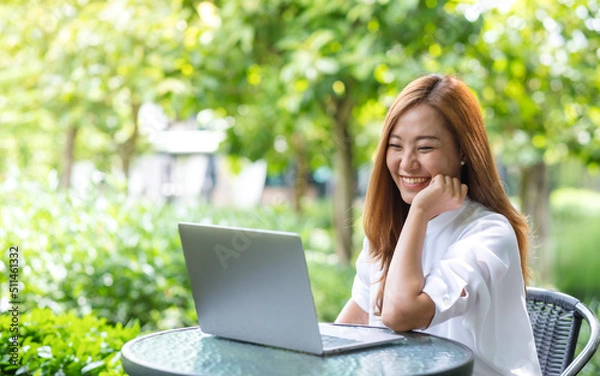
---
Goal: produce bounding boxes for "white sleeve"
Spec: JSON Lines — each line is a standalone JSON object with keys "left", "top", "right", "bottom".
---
{"left": 351, "top": 238, "right": 371, "bottom": 313}
{"left": 422, "top": 215, "right": 541, "bottom": 374}
{"left": 422, "top": 215, "right": 516, "bottom": 327}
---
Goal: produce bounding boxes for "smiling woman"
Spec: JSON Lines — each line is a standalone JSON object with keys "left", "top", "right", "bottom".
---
{"left": 385, "top": 104, "right": 463, "bottom": 205}
{"left": 336, "top": 74, "right": 542, "bottom": 376}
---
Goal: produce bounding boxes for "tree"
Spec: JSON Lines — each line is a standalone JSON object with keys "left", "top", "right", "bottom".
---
{"left": 0, "top": 1, "right": 63, "bottom": 182}
{"left": 8, "top": 0, "right": 596, "bottom": 271}
{"left": 190, "top": 0, "right": 482, "bottom": 263}
{"left": 0, "top": 0, "right": 197, "bottom": 188}
{"left": 468, "top": 0, "right": 600, "bottom": 280}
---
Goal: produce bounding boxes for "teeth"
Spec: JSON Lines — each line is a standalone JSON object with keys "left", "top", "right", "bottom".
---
{"left": 402, "top": 177, "right": 428, "bottom": 185}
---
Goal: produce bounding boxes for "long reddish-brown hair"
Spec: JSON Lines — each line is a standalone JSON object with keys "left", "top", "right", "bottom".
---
{"left": 363, "top": 74, "right": 530, "bottom": 314}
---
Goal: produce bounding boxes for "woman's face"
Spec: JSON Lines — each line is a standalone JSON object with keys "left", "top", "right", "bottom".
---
{"left": 386, "top": 104, "right": 463, "bottom": 205}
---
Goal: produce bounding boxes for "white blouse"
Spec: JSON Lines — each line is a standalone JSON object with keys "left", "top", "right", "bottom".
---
{"left": 351, "top": 198, "right": 542, "bottom": 375}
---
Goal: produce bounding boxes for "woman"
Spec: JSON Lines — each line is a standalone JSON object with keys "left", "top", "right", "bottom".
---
{"left": 336, "top": 74, "right": 541, "bottom": 375}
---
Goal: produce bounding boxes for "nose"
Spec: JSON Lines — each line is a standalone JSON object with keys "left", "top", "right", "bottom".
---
{"left": 400, "top": 150, "right": 419, "bottom": 172}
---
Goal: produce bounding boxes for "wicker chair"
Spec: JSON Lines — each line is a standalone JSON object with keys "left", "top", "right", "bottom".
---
{"left": 526, "top": 287, "right": 600, "bottom": 376}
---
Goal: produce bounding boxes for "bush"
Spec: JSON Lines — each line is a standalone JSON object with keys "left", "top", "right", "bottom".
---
{"left": 306, "top": 252, "right": 355, "bottom": 322}
{"left": 548, "top": 188, "right": 600, "bottom": 374}
{"left": 1, "top": 183, "right": 195, "bottom": 330}
{"left": 549, "top": 188, "right": 600, "bottom": 219}
{"left": 0, "top": 308, "right": 139, "bottom": 376}
{"left": 3, "top": 180, "right": 600, "bottom": 373}
{"left": 0, "top": 182, "right": 354, "bottom": 330}
{"left": 549, "top": 188, "right": 600, "bottom": 303}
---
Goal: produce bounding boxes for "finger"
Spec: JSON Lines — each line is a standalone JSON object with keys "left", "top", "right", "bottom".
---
{"left": 431, "top": 174, "right": 443, "bottom": 188}
{"left": 444, "top": 175, "right": 454, "bottom": 194}
{"left": 460, "top": 183, "right": 468, "bottom": 198}
{"left": 451, "top": 177, "right": 462, "bottom": 195}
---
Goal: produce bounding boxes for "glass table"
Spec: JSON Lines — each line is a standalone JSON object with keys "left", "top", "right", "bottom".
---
{"left": 122, "top": 326, "right": 474, "bottom": 376}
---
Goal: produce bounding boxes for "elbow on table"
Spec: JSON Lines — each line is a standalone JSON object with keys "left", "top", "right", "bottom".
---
{"left": 380, "top": 307, "right": 418, "bottom": 333}
{"left": 381, "top": 317, "right": 412, "bottom": 333}
{"left": 381, "top": 297, "right": 434, "bottom": 332}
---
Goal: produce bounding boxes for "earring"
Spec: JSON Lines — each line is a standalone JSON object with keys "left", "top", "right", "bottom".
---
{"left": 460, "top": 161, "right": 465, "bottom": 166}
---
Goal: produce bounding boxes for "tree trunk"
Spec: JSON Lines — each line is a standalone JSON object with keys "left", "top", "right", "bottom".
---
{"left": 519, "top": 162, "right": 551, "bottom": 283}
{"left": 331, "top": 95, "right": 355, "bottom": 265}
{"left": 118, "top": 101, "right": 141, "bottom": 182}
{"left": 58, "top": 125, "right": 78, "bottom": 190}
{"left": 291, "top": 133, "right": 308, "bottom": 213}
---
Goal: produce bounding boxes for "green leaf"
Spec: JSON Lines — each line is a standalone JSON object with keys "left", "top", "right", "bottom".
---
{"left": 81, "top": 360, "right": 106, "bottom": 374}
{"left": 37, "top": 345, "right": 52, "bottom": 359}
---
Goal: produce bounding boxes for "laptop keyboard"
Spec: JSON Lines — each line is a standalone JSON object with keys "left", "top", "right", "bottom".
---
{"left": 320, "top": 334, "right": 362, "bottom": 348}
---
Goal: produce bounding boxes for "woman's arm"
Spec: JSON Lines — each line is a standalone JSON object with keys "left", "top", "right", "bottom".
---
{"left": 381, "top": 175, "right": 467, "bottom": 332}
{"left": 381, "top": 205, "right": 434, "bottom": 331}
{"left": 335, "top": 299, "right": 368, "bottom": 324}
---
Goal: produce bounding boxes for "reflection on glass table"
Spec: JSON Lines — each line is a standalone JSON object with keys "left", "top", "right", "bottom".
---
{"left": 122, "top": 326, "right": 474, "bottom": 376}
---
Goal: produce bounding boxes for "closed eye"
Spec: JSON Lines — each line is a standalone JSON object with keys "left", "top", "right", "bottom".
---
{"left": 418, "top": 146, "right": 434, "bottom": 151}
{"left": 388, "top": 143, "right": 402, "bottom": 150}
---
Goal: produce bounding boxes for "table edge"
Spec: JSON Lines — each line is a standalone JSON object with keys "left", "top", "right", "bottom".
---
{"left": 122, "top": 327, "right": 203, "bottom": 376}
{"left": 121, "top": 326, "right": 475, "bottom": 376}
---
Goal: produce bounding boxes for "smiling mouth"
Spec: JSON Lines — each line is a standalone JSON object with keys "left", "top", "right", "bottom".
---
{"left": 402, "top": 177, "right": 429, "bottom": 185}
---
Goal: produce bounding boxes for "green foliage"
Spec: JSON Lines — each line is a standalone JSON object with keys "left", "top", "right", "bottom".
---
{"left": 1, "top": 181, "right": 193, "bottom": 330}
{"left": 470, "top": 0, "right": 600, "bottom": 168}
{"left": 0, "top": 308, "right": 138, "bottom": 376}
{"left": 306, "top": 253, "right": 355, "bottom": 322}
{"left": 575, "top": 307, "right": 600, "bottom": 376}
{"left": 209, "top": 0, "right": 483, "bottom": 171}
{"left": 0, "top": 0, "right": 199, "bottom": 179}
{"left": 0, "top": 181, "right": 354, "bottom": 330}
{"left": 3, "top": 0, "right": 599, "bottom": 274}
{"left": 2, "top": 181, "right": 600, "bottom": 373}
{"left": 549, "top": 187, "right": 600, "bottom": 219}
{"left": 549, "top": 188, "right": 600, "bottom": 373}
{"left": 549, "top": 188, "right": 600, "bottom": 303}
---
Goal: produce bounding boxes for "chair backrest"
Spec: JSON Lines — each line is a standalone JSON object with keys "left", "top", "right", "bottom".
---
{"left": 526, "top": 287, "right": 600, "bottom": 376}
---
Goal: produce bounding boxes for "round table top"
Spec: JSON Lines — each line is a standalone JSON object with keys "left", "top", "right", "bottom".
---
{"left": 122, "top": 326, "right": 474, "bottom": 376}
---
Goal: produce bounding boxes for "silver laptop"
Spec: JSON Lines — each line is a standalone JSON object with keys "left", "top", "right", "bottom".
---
{"left": 178, "top": 222, "right": 405, "bottom": 355}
